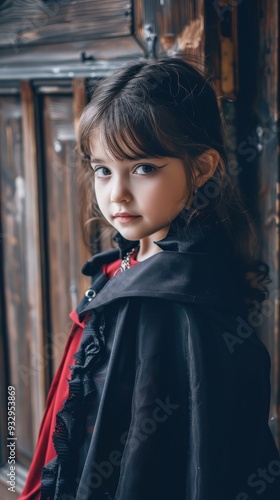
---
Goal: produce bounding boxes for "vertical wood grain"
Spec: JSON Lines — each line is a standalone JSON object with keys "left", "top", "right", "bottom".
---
{"left": 0, "top": 87, "right": 45, "bottom": 465}
{"left": 20, "top": 81, "right": 46, "bottom": 439}
{"left": 138, "top": 0, "right": 204, "bottom": 59}
{"left": 43, "top": 92, "right": 91, "bottom": 374}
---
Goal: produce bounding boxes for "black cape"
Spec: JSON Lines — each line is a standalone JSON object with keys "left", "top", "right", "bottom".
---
{"left": 42, "top": 212, "right": 280, "bottom": 500}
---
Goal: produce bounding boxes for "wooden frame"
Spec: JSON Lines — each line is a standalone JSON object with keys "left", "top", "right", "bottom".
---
{"left": 20, "top": 81, "right": 46, "bottom": 428}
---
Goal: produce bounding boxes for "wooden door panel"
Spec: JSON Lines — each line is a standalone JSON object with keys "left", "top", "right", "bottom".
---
{"left": 0, "top": 91, "right": 44, "bottom": 466}
{"left": 43, "top": 93, "right": 90, "bottom": 374}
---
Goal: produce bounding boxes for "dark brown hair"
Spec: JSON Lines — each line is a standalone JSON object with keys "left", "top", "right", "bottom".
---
{"left": 78, "top": 56, "right": 270, "bottom": 309}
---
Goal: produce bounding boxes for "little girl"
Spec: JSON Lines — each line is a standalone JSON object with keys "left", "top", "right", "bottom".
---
{"left": 20, "top": 57, "right": 280, "bottom": 500}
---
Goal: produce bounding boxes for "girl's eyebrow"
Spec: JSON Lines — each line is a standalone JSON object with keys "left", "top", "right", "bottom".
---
{"left": 90, "top": 158, "right": 106, "bottom": 163}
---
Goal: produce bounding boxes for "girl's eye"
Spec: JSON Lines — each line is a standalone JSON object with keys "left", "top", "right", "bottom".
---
{"left": 134, "top": 164, "right": 156, "bottom": 175}
{"left": 93, "top": 166, "right": 111, "bottom": 177}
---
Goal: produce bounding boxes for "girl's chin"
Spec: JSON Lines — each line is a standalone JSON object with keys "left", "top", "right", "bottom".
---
{"left": 116, "top": 229, "right": 142, "bottom": 241}
{"left": 112, "top": 225, "right": 143, "bottom": 240}
{"left": 110, "top": 218, "right": 170, "bottom": 242}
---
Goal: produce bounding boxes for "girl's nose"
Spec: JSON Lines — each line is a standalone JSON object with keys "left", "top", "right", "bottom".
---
{"left": 110, "top": 181, "right": 132, "bottom": 204}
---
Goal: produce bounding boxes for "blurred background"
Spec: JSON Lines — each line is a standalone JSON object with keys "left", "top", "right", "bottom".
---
{"left": 0, "top": 0, "right": 279, "bottom": 496}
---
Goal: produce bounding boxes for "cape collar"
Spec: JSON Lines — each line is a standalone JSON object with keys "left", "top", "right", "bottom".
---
{"left": 79, "top": 210, "right": 246, "bottom": 319}
{"left": 82, "top": 209, "right": 231, "bottom": 275}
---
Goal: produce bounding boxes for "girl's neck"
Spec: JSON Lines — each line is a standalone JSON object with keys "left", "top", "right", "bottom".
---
{"left": 135, "top": 227, "right": 170, "bottom": 261}
{"left": 136, "top": 244, "right": 163, "bottom": 262}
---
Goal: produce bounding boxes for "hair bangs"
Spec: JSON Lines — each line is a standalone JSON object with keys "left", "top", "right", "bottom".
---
{"left": 84, "top": 95, "right": 183, "bottom": 162}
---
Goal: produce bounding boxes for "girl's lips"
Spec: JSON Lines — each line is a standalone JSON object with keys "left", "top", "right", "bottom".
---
{"left": 114, "top": 215, "right": 141, "bottom": 223}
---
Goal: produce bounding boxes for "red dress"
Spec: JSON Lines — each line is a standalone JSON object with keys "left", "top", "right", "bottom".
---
{"left": 19, "top": 253, "right": 139, "bottom": 500}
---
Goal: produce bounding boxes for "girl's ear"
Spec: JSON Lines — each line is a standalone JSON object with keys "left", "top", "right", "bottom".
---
{"left": 193, "top": 149, "right": 220, "bottom": 189}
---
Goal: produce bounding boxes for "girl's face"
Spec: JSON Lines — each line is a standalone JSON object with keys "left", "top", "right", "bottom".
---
{"left": 90, "top": 132, "right": 190, "bottom": 255}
